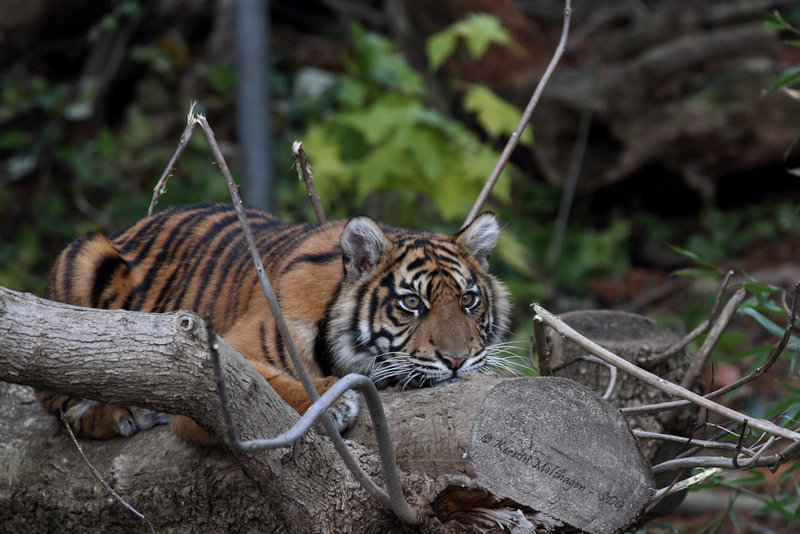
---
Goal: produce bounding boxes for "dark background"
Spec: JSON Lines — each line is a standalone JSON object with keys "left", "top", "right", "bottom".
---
{"left": 1, "top": 1, "right": 799, "bottom": 531}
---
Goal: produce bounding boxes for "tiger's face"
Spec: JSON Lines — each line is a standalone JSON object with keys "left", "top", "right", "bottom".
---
{"left": 326, "top": 213, "right": 510, "bottom": 388}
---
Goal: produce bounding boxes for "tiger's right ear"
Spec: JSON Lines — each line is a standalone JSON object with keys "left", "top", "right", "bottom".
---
{"left": 341, "top": 217, "right": 390, "bottom": 282}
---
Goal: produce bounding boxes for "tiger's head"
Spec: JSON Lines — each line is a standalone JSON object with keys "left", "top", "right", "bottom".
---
{"left": 326, "top": 213, "right": 510, "bottom": 388}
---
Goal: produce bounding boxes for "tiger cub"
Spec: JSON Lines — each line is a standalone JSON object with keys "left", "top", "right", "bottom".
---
{"left": 37, "top": 204, "right": 510, "bottom": 445}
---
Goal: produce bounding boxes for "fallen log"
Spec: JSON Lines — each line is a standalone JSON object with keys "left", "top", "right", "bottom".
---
{"left": 0, "top": 287, "right": 654, "bottom": 532}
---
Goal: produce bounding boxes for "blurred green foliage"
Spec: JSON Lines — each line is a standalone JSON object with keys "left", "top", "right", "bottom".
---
{"left": 296, "top": 24, "right": 518, "bottom": 226}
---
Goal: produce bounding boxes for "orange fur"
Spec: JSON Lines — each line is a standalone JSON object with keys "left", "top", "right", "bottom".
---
{"left": 38, "top": 204, "right": 509, "bottom": 445}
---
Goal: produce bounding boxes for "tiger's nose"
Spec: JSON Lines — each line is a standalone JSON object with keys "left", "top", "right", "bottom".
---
{"left": 439, "top": 352, "right": 468, "bottom": 370}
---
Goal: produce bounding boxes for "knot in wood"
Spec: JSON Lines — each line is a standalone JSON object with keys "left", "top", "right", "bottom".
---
{"left": 178, "top": 314, "right": 194, "bottom": 332}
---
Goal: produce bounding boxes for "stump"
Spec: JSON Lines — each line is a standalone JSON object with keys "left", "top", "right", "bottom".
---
{"left": 546, "top": 310, "right": 702, "bottom": 516}
{"left": 348, "top": 376, "right": 655, "bottom": 532}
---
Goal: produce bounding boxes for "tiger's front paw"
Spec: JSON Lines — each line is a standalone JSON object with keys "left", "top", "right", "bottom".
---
{"left": 325, "top": 388, "right": 360, "bottom": 433}
{"left": 116, "top": 407, "right": 172, "bottom": 437}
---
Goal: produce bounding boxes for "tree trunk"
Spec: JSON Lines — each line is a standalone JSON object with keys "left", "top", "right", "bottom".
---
{"left": 0, "top": 287, "right": 654, "bottom": 532}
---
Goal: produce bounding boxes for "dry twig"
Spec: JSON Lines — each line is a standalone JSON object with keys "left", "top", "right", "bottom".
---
{"left": 58, "top": 405, "right": 156, "bottom": 534}
{"left": 292, "top": 141, "right": 326, "bottom": 223}
{"left": 462, "top": 0, "right": 573, "bottom": 228}
{"left": 148, "top": 103, "right": 199, "bottom": 216}
{"left": 679, "top": 287, "right": 747, "bottom": 389}
{"left": 638, "top": 270, "right": 734, "bottom": 366}
{"left": 532, "top": 315, "right": 551, "bottom": 376}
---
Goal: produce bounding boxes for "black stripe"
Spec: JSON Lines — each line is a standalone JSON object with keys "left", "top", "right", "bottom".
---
{"left": 280, "top": 251, "right": 341, "bottom": 275}
{"left": 197, "top": 217, "right": 288, "bottom": 318}
{"left": 406, "top": 256, "right": 426, "bottom": 271}
{"left": 129, "top": 209, "right": 209, "bottom": 310}
{"left": 314, "top": 318, "right": 334, "bottom": 376}
{"left": 154, "top": 211, "right": 240, "bottom": 312}
{"left": 91, "top": 255, "right": 126, "bottom": 308}
{"left": 315, "top": 283, "right": 344, "bottom": 374}
{"left": 272, "top": 321, "right": 292, "bottom": 374}
{"left": 60, "top": 234, "right": 96, "bottom": 300}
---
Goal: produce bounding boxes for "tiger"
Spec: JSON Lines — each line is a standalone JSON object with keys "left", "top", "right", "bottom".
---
{"left": 37, "top": 203, "right": 510, "bottom": 446}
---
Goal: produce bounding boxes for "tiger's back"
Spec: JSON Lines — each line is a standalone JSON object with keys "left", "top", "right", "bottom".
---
{"left": 39, "top": 203, "right": 510, "bottom": 444}
{"left": 46, "top": 204, "right": 344, "bottom": 369}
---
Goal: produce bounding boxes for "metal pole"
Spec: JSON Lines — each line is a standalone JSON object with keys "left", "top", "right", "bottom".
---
{"left": 235, "top": 0, "right": 273, "bottom": 211}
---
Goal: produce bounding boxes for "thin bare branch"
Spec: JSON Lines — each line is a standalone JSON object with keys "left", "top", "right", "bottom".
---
{"left": 651, "top": 449, "right": 799, "bottom": 475}
{"left": 547, "top": 104, "right": 593, "bottom": 266}
{"left": 292, "top": 141, "right": 326, "bottom": 223}
{"left": 638, "top": 270, "right": 734, "bottom": 366}
{"left": 679, "top": 287, "right": 747, "bottom": 389}
{"left": 462, "top": 0, "right": 573, "bottom": 228}
{"left": 148, "top": 102, "right": 199, "bottom": 216}
{"left": 650, "top": 468, "right": 722, "bottom": 502}
{"left": 551, "top": 354, "right": 618, "bottom": 400}
{"left": 532, "top": 303, "right": 800, "bottom": 442}
{"left": 633, "top": 429, "right": 757, "bottom": 456}
{"left": 58, "top": 405, "right": 156, "bottom": 534}
{"left": 623, "top": 281, "right": 800, "bottom": 416}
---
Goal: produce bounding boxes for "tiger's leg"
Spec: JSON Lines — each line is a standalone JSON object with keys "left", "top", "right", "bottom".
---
{"left": 171, "top": 361, "right": 360, "bottom": 447}
{"left": 37, "top": 234, "right": 171, "bottom": 439}
{"left": 36, "top": 391, "right": 171, "bottom": 439}
{"left": 251, "top": 360, "right": 360, "bottom": 431}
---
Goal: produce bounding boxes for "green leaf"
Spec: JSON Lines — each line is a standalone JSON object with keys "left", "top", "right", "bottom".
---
{"left": 335, "top": 76, "right": 368, "bottom": 109}
{"left": 460, "top": 13, "right": 512, "bottom": 59}
{"left": 463, "top": 85, "right": 533, "bottom": 146}
{"left": 667, "top": 244, "right": 724, "bottom": 272}
{"left": 737, "top": 281, "right": 782, "bottom": 295}
{"left": 348, "top": 26, "right": 425, "bottom": 96}
{"left": 397, "top": 125, "right": 446, "bottom": 183}
{"left": 301, "top": 124, "right": 353, "bottom": 199}
{"left": 425, "top": 13, "right": 512, "bottom": 71}
{"left": 738, "top": 307, "right": 800, "bottom": 351}
{"left": 426, "top": 31, "right": 458, "bottom": 71}
{"left": 764, "top": 19, "right": 789, "bottom": 31}
{"left": 764, "top": 66, "right": 800, "bottom": 95}
{"left": 764, "top": 11, "right": 794, "bottom": 32}
{"left": 725, "top": 469, "right": 766, "bottom": 488}
{"left": 337, "top": 95, "right": 421, "bottom": 144}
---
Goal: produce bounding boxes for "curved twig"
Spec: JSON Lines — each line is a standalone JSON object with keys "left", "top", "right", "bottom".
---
{"left": 679, "top": 287, "right": 747, "bottom": 389}
{"left": 193, "top": 114, "right": 419, "bottom": 525}
{"left": 462, "top": 0, "right": 573, "bottom": 228}
{"left": 551, "top": 354, "right": 617, "bottom": 400}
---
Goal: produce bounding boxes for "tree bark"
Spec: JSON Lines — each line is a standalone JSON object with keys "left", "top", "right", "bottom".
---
{"left": 0, "top": 287, "right": 654, "bottom": 533}
{"left": 0, "top": 287, "right": 404, "bottom": 533}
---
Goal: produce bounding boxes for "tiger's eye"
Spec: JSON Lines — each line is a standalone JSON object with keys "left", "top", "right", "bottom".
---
{"left": 401, "top": 294, "right": 422, "bottom": 310}
{"left": 460, "top": 291, "right": 478, "bottom": 308}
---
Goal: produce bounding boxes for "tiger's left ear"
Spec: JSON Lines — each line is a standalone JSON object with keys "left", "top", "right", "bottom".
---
{"left": 341, "top": 216, "right": 391, "bottom": 282}
{"left": 456, "top": 212, "right": 500, "bottom": 270}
